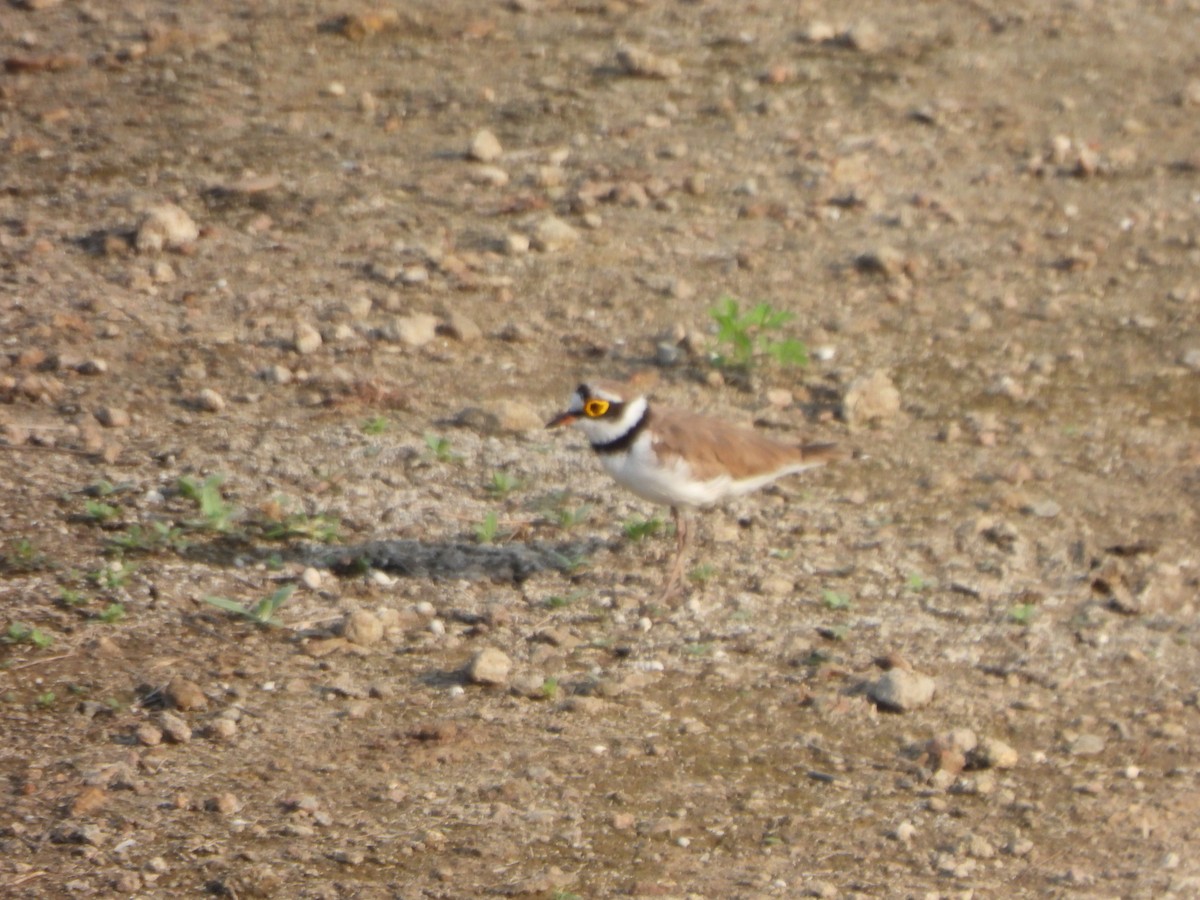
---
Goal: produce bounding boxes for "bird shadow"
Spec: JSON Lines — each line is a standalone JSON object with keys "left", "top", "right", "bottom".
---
{"left": 303, "top": 537, "right": 607, "bottom": 584}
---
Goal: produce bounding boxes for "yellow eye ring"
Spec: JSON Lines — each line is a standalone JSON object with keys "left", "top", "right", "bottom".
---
{"left": 584, "top": 399, "right": 610, "bottom": 418}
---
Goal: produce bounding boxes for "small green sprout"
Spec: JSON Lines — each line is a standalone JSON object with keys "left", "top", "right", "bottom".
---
{"left": 84, "top": 499, "right": 119, "bottom": 523}
{"left": 178, "top": 474, "right": 237, "bottom": 533}
{"left": 622, "top": 516, "right": 663, "bottom": 541}
{"left": 0, "top": 538, "right": 49, "bottom": 574}
{"left": 475, "top": 511, "right": 501, "bottom": 544}
{"left": 98, "top": 603, "right": 125, "bottom": 624}
{"left": 260, "top": 512, "right": 340, "bottom": 544}
{"left": 361, "top": 415, "right": 390, "bottom": 435}
{"left": 545, "top": 590, "right": 586, "bottom": 609}
{"left": 5, "top": 623, "right": 54, "bottom": 649}
{"left": 203, "top": 585, "right": 294, "bottom": 627}
{"left": 423, "top": 433, "right": 461, "bottom": 463}
{"left": 486, "top": 471, "right": 520, "bottom": 497}
{"left": 91, "top": 561, "right": 135, "bottom": 591}
{"left": 59, "top": 588, "right": 88, "bottom": 608}
{"left": 710, "top": 296, "right": 809, "bottom": 369}
{"left": 822, "top": 589, "right": 851, "bottom": 610}
{"left": 1009, "top": 603, "right": 1037, "bottom": 626}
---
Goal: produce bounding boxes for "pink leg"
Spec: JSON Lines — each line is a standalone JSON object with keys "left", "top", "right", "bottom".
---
{"left": 659, "top": 507, "right": 690, "bottom": 602}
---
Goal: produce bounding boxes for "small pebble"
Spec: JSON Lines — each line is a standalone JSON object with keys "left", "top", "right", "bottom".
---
{"left": 387, "top": 314, "right": 439, "bottom": 347}
{"left": 843, "top": 370, "right": 901, "bottom": 428}
{"left": 466, "top": 647, "right": 512, "bottom": 686}
{"left": 165, "top": 676, "right": 208, "bottom": 711}
{"left": 615, "top": 43, "right": 681, "bottom": 79}
{"left": 343, "top": 609, "right": 384, "bottom": 646}
{"left": 95, "top": 406, "right": 131, "bottom": 428}
{"left": 294, "top": 322, "right": 323, "bottom": 355}
{"left": 135, "top": 203, "right": 199, "bottom": 253}
{"left": 868, "top": 669, "right": 935, "bottom": 712}
{"left": 1069, "top": 733, "right": 1106, "bottom": 756}
{"left": 207, "top": 792, "right": 241, "bottom": 815}
{"left": 194, "top": 388, "right": 226, "bottom": 413}
{"left": 530, "top": 216, "right": 580, "bottom": 252}
{"left": 468, "top": 128, "right": 503, "bottom": 162}
{"left": 158, "top": 711, "right": 192, "bottom": 744}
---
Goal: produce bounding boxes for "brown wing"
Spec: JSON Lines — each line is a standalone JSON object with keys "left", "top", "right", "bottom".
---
{"left": 648, "top": 405, "right": 838, "bottom": 481}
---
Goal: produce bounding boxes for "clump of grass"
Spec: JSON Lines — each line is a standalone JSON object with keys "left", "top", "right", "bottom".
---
{"left": 424, "top": 433, "right": 461, "bottom": 464}
{"left": 486, "top": 471, "right": 520, "bottom": 498}
{"left": 83, "top": 499, "right": 119, "bottom": 523}
{"left": 106, "top": 522, "right": 189, "bottom": 554}
{"left": 178, "top": 474, "right": 238, "bottom": 533}
{"left": 622, "top": 515, "right": 663, "bottom": 541}
{"left": 710, "top": 296, "right": 808, "bottom": 369}
{"left": 259, "top": 511, "right": 340, "bottom": 544}
{"left": 474, "top": 511, "right": 501, "bottom": 544}
{"left": 203, "top": 585, "right": 294, "bottom": 627}
{"left": 0, "top": 538, "right": 50, "bottom": 574}
{"left": 361, "top": 414, "right": 389, "bottom": 435}
{"left": 97, "top": 603, "right": 125, "bottom": 624}
{"left": 1009, "top": 602, "right": 1037, "bottom": 626}
{"left": 688, "top": 564, "right": 716, "bottom": 585}
{"left": 59, "top": 587, "right": 88, "bottom": 608}
{"left": 545, "top": 590, "right": 586, "bottom": 609}
{"left": 4, "top": 622, "right": 54, "bottom": 649}
{"left": 556, "top": 504, "right": 591, "bottom": 530}
{"left": 90, "top": 561, "right": 135, "bottom": 591}
{"left": 822, "top": 589, "right": 851, "bottom": 611}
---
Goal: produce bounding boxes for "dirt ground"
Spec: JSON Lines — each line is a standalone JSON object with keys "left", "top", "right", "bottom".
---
{"left": 2, "top": 1, "right": 1199, "bottom": 897}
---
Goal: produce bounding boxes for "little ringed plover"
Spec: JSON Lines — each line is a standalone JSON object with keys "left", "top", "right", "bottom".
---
{"left": 547, "top": 380, "right": 840, "bottom": 599}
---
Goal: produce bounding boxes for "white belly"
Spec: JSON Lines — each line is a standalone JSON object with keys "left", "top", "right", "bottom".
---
{"left": 598, "top": 432, "right": 812, "bottom": 509}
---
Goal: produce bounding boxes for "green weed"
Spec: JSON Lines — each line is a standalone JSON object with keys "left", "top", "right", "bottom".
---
{"left": 5, "top": 623, "right": 53, "bottom": 649}
{"left": 106, "top": 522, "right": 189, "bottom": 554}
{"left": 361, "top": 415, "right": 389, "bottom": 435}
{"left": 59, "top": 588, "right": 88, "bottom": 608}
{"left": 710, "top": 296, "right": 809, "bottom": 369}
{"left": 0, "top": 538, "right": 49, "bottom": 574}
{"left": 83, "top": 499, "right": 119, "bottom": 523}
{"left": 475, "top": 511, "right": 501, "bottom": 544}
{"left": 688, "top": 564, "right": 716, "bottom": 585}
{"left": 423, "top": 433, "right": 461, "bottom": 464}
{"left": 822, "top": 589, "right": 851, "bottom": 611}
{"left": 1009, "top": 603, "right": 1037, "bottom": 627}
{"left": 557, "top": 504, "right": 591, "bottom": 530}
{"left": 178, "top": 474, "right": 237, "bottom": 533}
{"left": 203, "top": 585, "right": 294, "bottom": 627}
{"left": 545, "top": 591, "right": 586, "bottom": 609}
{"left": 97, "top": 603, "right": 125, "bottom": 624}
{"left": 260, "top": 511, "right": 340, "bottom": 544}
{"left": 486, "top": 471, "right": 520, "bottom": 498}
{"left": 622, "top": 516, "right": 663, "bottom": 541}
{"left": 91, "top": 561, "right": 135, "bottom": 591}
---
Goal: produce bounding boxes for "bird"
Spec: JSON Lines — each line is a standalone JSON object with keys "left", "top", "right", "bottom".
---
{"left": 546, "top": 379, "right": 840, "bottom": 600}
